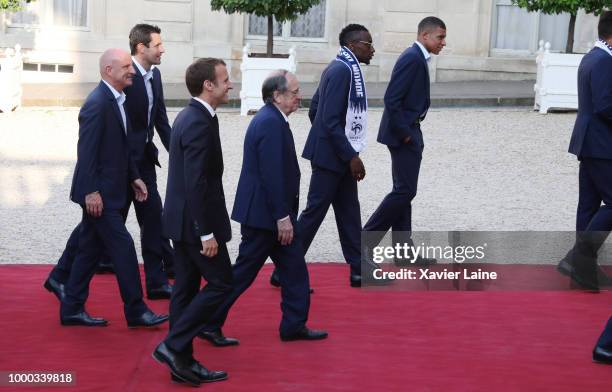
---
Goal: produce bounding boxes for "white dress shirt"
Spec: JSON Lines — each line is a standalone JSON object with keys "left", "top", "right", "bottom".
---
{"left": 414, "top": 41, "right": 431, "bottom": 62}
{"left": 132, "top": 57, "right": 154, "bottom": 141}
{"left": 192, "top": 97, "right": 217, "bottom": 241}
{"left": 101, "top": 80, "right": 127, "bottom": 133}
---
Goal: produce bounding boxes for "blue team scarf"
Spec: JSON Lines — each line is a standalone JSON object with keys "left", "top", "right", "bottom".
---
{"left": 335, "top": 46, "right": 368, "bottom": 152}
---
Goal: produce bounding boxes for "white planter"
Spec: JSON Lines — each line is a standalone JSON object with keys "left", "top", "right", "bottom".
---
{"left": 0, "top": 44, "right": 23, "bottom": 113}
{"left": 240, "top": 44, "right": 297, "bottom": 115}
{"left": 534, "top": 41, "right": 584, "bottom": 114}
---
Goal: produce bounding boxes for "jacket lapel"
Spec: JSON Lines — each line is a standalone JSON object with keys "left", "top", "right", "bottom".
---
{"left": 100, "top": 81, "right": 128, "bottom": 136}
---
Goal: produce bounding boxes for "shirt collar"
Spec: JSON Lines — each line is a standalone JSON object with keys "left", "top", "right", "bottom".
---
{"left": 102, "top": 80, "right": 126, "bottom": 105}
{"left": 131, "top": 56, "right": 154, "bottom": 80}
{"left": 415, "top": 41, "right": 431, "bottom": 61}
{"left": 193, "top": 97, "right": 216, "bottom": 117}
{"left": 595, "top": 40, "right": 612, "bottom": 57}
{"left": 273, "top": 103, "right": 289, "bottom": 122}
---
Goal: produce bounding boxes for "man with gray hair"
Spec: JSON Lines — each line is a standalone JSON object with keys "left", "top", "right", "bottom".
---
{"left": 200, "top": 70, "right": 328, "bottom": 342}
{"left": 59, "top": 48, "right": 168, "bottom": 328}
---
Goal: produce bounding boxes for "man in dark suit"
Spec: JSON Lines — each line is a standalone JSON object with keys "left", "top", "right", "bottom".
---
{"left": 557, "top": 12, "right": 612, "bottom": 291}
{"left": 363, "top": 17, "right": 446, "bottom": 268}
{"left": 270, "top": 25, "right": 375, "bottom": 289}
{"left": 200, "top": 71, "right": 327, "bottom": 343}
{"left": 44, "top": 24, "right": 173, "bottom": 302}
{"left": 152, "top": 58, "right": 233, "bottom": 386}
{"left": 593, "top": 316, "right": 612, "bottom": 364}
{"left": 59, "top": 49, "right": 168, "bottom": 328}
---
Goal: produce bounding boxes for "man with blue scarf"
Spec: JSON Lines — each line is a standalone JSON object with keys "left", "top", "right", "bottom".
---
{"left": 269, "top": 24, "right": 374, "bottom": 288}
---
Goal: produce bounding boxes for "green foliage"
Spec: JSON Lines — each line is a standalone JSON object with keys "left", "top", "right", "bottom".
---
{"left": 0, "top": 0, "right": 33, "bottom": 12}
{"left": 511, "top": 0, "right": 609, "bottom": 15}
{"left": 210, "top": 0, "right": 322, "bottom": 23}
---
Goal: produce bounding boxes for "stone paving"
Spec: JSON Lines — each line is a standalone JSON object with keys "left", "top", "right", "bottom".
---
{"left": 0, "top": 106, "right": 579, "bottom": 264}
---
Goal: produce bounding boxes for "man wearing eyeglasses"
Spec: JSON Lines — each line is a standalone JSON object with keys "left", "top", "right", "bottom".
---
{"left": 268, "top": 24, "right": 376, "bottom": 288}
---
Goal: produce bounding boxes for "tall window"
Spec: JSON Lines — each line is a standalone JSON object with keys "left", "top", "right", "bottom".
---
{"left": 247, "top": 0, "right": 326, "bottom": 40}
{"left": 10, "top": 0, "right": 88, "bottom": 28}
{"left": 491, "top": 0, "right": 569, "bottom": 54}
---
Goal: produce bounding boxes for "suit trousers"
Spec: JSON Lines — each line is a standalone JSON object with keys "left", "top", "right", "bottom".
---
{"left": 364, "top": 141, "right": 423, "bottom": 246}
{"left": 205, "top": 224, "right": 310, "bottom": 336}
{"left": 164, "top": 241, "right": 233, "bottom": 356}
{"left": 595, "top": 317, "right": 612, "bottom": 350}
{"left": 298, "top": 164, "right": 362, "bottom": 273}
{"left": 129, "top": 165, "right": 173, "bottom": 288}
{"left": 576, "top": 158, "right": 612, "bottom": 232}
{"left": 50, "top": 172, "right": 171, "bottom": 290}
{"left": 60, "top": 209, "right": 147, "bottom": 320}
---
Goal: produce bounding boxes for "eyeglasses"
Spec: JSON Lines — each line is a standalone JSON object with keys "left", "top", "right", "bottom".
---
{"left": 357, "top": 41, "right": 374, "bottom": 48}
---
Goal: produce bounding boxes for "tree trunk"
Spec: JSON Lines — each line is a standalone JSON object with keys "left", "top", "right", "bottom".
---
{"left": 566, "top": 13, "right": 576, "bottom": 53}
{"left": 267, "top": 15, "right": 273, "bottom": 57}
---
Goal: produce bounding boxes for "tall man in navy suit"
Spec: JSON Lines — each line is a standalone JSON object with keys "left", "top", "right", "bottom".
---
{"left": 152, "top": 58, "right": 232, "bottom": 386}
{"left": 201, "top": 71, "right": 327, "bottom": 342}
{"left": 44, "top": 24, "right": 173, "bottom": 302}
{"left": 271, "top": 24, "right": 375, "bottom": 288}
{"left": 59, "top": 49, "right": 168, "bottom": 328}
{"left": 363, "top": 17, "right": 446, "bottom": 267}
{"left": 557, "top": 12, "right": 612, "bottom": 291}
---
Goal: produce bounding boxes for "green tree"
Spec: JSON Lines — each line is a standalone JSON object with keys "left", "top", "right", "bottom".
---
{"left": 0, "top": 0, "right": 33, "bottom": 12}
{"left": 211, "top": 0, "right": 322, "bottom": 56}
{"left": 512, "top": 0, "right": 609, "bottom": 53}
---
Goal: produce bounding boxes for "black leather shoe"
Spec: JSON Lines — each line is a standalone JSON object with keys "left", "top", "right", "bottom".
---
{"left": 280, "top": 326, "right": 328, "bottom": 341}
{"left": 127, "top": 310, "right": 169, "bottom": 328}
{"left": 152, "top": 342, "right": 200, "bottom": 387}
{"left": 270, "top": 270, "right": 281, "bottom": 287}
{"left": 44, "top": 277, "right": 65, "bottom": 301}
{"left": 350, "top": 273, "right": 362, "bottom": 287}
{"left": 198, "top": 329, "right": 239, "bottom": 347}
{"left": 558, "top": 257, "right": 611, "bottom": 288}
{"left": 95, "top": 261, "right": 115, "bottom": 274}
{"left": 61, "top": 311, "right": 108, "bottom": 327}
{"left": 171, "top": 360, "right": 228, "bottom": 383}
{"left": 147, "top": 284, "right": 173, "bottom": 300}
{"left": 593, "top": 346, "right": 612, "bottom": 364}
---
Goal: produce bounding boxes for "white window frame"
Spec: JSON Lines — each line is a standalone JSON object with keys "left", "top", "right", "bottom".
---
{"left": 7, "top": 0, "right": 91, "bottom": 32}
{"left": 490, "top": 0, "right": 568, "bottom": 57}
{"left": 244, "top": 1, "right": 329, "bottom": 44}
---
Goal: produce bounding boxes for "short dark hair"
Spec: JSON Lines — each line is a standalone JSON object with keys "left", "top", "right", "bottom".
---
{"left": 262, "top": 70, "right": 289, "bottom": 104}
{"left": 129, "top": 24, "right": 162, "bottom": 55}
{"left": 339, "top": 24, "right": 369, "bottom": 46}
{"left": 417, "top": 16, "right": 446, "bottom": 34}
{"left": 185, "top": 58, "right": 226, "bottom": 97}
{"left": 599, "top": 11, "right": 612, "bottom": 40}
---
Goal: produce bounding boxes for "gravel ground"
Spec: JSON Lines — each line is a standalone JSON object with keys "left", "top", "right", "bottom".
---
{"left": 0, "top": 106, "right": 579, "bottom": 264}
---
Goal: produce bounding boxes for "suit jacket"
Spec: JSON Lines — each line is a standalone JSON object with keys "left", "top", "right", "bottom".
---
{"left": 302, "top": 60, "right": 358, "bottom": 173}
{"left": 162, "top": 99, "right": 231, "bottom": 244}
{"left": 70, "top": 81, "right": 138, "bottom": 210}
{"left": 377, "top": 43, "right": 430, "bottom": 147}
{"left": 231, "top": 103, "right": 301, "bottom": 231}
{"left": 124, "top": 64, "right": 171, "bottom": 175}
{"left": 568, "top": 47, "right": 612, "bottom": 159}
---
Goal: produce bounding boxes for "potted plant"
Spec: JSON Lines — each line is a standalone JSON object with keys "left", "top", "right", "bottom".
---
{"left": 511, "top": 1, "right": 609, "bottom": 112}
{"left": 210, "top": 0, "right": 322, "bottom": 114}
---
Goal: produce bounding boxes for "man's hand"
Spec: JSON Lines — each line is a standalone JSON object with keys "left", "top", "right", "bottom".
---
{"left": 403, "top": 136, "right": 412, "bottom": 144}
{"left": 85, "top": 191, "right": 103, "bottom": 217}
{"left": 350, "top": 156, "right": 366, "bottom": 181}
{"left": 277, "top": 218, "right": 294, "bottom": 246}
{"left": 131, "top": 179, "right": 148, "bottom": 202}
{"left": 200, "top": 237, "right": 219, "bottom": 258}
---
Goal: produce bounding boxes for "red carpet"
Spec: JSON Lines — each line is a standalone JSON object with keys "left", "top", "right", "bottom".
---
{"left": 0, "top": 264, "right": 610, "bottom": 391}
